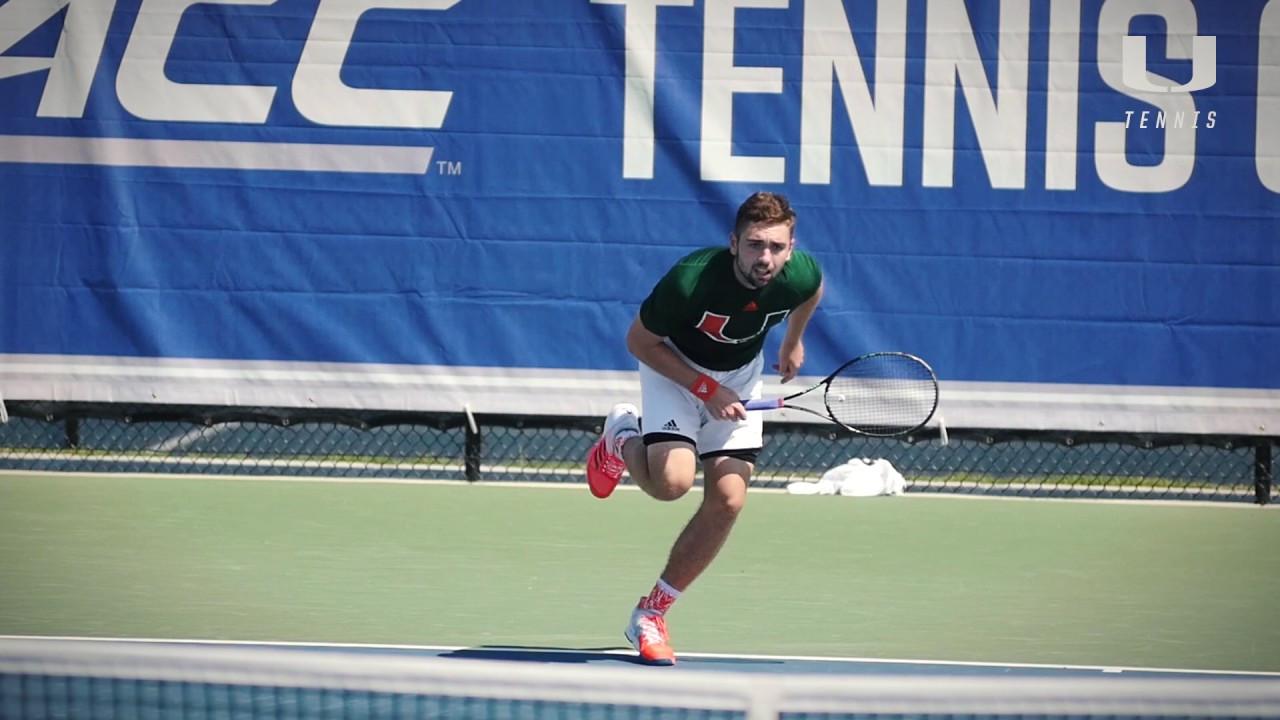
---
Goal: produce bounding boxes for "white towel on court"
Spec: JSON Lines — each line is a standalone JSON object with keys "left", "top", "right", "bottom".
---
{"left": 786, "top": 458, "right": 906, "bottom": 497}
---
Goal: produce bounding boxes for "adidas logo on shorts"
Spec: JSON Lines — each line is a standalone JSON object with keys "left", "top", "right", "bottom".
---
{"left": 662, "top": 419, "right": 680, "bottom": 432}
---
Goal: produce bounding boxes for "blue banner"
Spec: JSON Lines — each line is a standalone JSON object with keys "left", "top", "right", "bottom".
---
{"left": 1, "top": 0, "right": 1277, "bottom": 425}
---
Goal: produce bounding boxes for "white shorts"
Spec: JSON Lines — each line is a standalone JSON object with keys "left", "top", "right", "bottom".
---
{"left": 637, "top": 344, "right": 765, "bottom": 458}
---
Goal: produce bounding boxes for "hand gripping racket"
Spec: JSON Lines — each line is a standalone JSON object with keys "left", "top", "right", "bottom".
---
{"left": 743, "top": 352, "right": 939, "bottom": 437}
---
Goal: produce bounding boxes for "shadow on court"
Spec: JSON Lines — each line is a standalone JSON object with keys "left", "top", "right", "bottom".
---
{"left": 441, "top": 645, "right": 783, "bottom": 667}
{"left": 442, "top": 645, "right": 640, "bottom": 665}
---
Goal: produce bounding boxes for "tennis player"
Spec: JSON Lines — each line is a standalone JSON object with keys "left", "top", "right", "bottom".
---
{"left": 586, "top": 191, "right": 824, "bottom": 665}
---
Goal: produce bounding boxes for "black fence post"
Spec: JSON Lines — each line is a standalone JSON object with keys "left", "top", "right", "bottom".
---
{"left": 65, "top": 418, "right": 80, "bottom": 449}
{"left": 464, "top": 406, "right": 482, "bottom": 483}
{"left": 1254, "top": 442, "right": 1273, "bottom": 505}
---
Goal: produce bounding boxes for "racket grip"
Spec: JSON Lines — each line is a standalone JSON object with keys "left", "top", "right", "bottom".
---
{"left": 742, "top": 398, "right": 784, "bottom": 411}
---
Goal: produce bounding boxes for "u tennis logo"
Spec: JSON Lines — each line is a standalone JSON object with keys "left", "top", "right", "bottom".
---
{"left": 696, "top": 310, "right": 790, "bottom": 345}
{"left": 1121, "top": 35, "right": 1217, "bottom": 93}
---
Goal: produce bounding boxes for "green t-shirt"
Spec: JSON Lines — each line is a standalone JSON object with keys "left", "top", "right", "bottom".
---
{"left": 638, "top": 247, "right": 823, "bottom": 371}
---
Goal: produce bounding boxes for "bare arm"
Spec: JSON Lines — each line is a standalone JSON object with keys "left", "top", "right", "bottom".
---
{"left": 626, "top": 316, "right": 746, "bottom": 421}
{"left": 775, "top": 278, "right": 824, "bottom": 383}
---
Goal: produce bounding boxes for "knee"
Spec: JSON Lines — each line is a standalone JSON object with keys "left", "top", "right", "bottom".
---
{"left": 705, "top": 490, "right": 746, "bottom": 518}
{"left": 649, "top": 471, "right": 694, "bottom": 502}
{"left": 642, "top": 444, "right": 697, "bottom": 502}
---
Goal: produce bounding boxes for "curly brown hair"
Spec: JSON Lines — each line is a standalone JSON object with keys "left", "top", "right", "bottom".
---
{"left": 733, "top": 192, "right": 796, "bottom": 238}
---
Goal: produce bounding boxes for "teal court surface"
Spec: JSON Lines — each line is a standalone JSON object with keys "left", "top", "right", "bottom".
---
{"left": 2, "top": 472, "right": 1279, "bottom": 717}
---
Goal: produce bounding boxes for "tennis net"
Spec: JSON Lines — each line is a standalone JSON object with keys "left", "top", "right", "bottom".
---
{"left": 3, "top": 639, "right": 1280, "bottom": 720}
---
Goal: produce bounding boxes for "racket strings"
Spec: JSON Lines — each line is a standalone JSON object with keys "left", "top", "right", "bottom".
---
{"left": 826, "top": 355, "right": 937, "bottom": 435}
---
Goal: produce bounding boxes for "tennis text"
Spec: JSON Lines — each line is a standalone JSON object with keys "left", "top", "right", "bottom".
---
{"left": 596, "top": 0, "right": 1279, "bottom": 193}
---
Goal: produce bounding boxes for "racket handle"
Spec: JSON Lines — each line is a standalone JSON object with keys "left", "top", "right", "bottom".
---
{"left": 742, "top": 398, "right": 784, "bottom": 411}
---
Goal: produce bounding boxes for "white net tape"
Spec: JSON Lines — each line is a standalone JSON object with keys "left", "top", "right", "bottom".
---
{"left": 2, "top": 638, "right": 1280, "bottom": 720}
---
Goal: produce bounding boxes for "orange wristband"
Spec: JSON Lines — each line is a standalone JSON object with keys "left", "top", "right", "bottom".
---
{"left": 689, "top": 374, "right": 720, "bottom": 401}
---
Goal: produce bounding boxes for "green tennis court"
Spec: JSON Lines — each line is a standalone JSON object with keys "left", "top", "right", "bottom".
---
{"left": 2, "top": 471, "right": 1278, "bottom": 673}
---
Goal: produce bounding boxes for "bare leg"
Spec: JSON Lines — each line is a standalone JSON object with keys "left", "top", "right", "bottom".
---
{"left": 658, "top": 455, "right": 752, "bottom": 591}
{"left": 621, "top": 451, "right": 751, "bottom": 665}
{"left": 623, "top": 438, "right": 698, "bottom": 501}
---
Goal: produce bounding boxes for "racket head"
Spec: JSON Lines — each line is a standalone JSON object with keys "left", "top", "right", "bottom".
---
{"left": 822, "top": 352, "right": 939, "bottom": 437}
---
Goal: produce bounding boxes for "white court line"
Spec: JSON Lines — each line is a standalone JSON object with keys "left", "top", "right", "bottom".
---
{"left": 1, "top": 635, "right": 1277, "bottom": 678}
{"left": 0, "top": 469, "right": 1266, "bottom": 508}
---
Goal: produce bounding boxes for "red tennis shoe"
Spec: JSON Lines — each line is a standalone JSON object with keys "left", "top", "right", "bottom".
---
{"left": 625, "top": 604, "right": 676, "bottom": 666}
{"left": 585, "top": 403, "right": 638, "bottom": 498}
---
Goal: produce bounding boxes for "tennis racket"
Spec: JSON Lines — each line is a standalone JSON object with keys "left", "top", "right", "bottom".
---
{"left": 743, "top": 352, "right": 939, "bottom": 437}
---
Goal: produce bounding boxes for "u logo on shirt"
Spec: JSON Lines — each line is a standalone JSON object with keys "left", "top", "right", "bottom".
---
{"left": 696, "top": 310, "right": 790, "bottom": 344}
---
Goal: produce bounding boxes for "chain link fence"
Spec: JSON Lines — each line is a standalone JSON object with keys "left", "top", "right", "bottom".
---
{"left": 0, "top": 402, "right": 1273, "bottom": 504}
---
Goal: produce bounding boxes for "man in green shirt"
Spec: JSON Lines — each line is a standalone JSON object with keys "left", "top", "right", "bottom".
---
{"left": 586, "top": 192, "right": 824, "bottom": 665}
